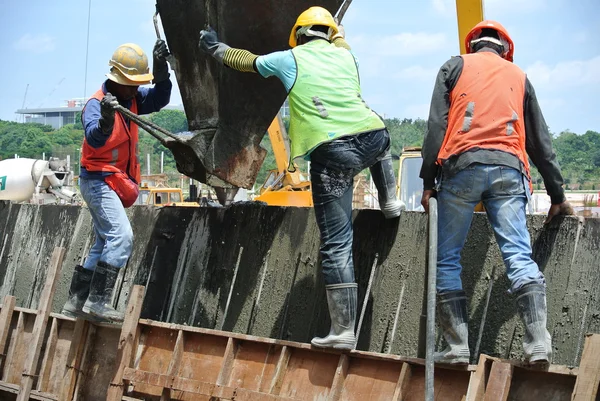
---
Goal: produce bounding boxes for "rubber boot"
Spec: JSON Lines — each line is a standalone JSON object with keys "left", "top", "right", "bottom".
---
{"left": 515, "top": 283, "right": 552, "bottom": 364}
{"left": 311, "top": 283, "right": 357, "bottom": 350}
{"left": 370, "top": 153, "right": 405, "bottom": 219}
{"left": 61, "top": 265, "right": 108, "bottom": 322}
{"left": 435, "top": 290, "right": 470, "bottom": 364}
{"left": 82, "top": 261, "right": 124, "bottom": 323}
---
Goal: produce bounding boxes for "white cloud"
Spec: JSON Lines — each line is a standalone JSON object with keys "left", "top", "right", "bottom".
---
{"left": 395, "top": 65, "right": 439, "bottom": 81}
{"left": 13, "top": 34, "right": 56, "bottom": 53}
{"left": 432, "top": 0, "right": 453, "bottom": 14}
{"left": 486, "top": 0, "right": 546, "bottom": 14}
{"left": 525, "top": 56, "right": 600, "bottom": 88}
{"left": 354, "top": 32, "right": 449, "bottom": 57}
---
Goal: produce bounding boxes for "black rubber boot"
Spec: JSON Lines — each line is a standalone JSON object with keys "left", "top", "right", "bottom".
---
{"left": 311, "top": 283, "right": 357, "bottom": 350}
{"left": 435, "top": 290, "right": 470, "bottom": 364}
{"left": 370, "top": 153, "right": 405, "bottom": 218}
{"left": 515, "top": 283, "right": 552, "bottom": 364}
{"left": 82, "top": 261, "right": 124, "bottom": 323}
{"left": 61, "top": 265, "right": 92, "bottom": 318}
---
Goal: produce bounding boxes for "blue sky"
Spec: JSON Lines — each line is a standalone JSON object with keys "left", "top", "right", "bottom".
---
{"left": 1, "top": 0, "right": 598, "bottom": 134}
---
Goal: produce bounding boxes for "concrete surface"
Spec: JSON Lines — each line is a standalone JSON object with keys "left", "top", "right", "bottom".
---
{"left": 0, "top": 201, "right": 598, "bottom": 366}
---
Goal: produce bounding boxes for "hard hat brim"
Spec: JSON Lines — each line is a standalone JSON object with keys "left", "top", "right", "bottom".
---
{"left": 106, "top": 69, "right": 153, "bottom": 86}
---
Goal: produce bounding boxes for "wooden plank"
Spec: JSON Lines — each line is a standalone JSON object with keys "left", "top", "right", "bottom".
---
{"left": 269, "top": 346, "right": 292, "bottom": 395}
{"left": 216, "top": 337, "right": 237, "bottom": 386}
{"left": 59, "top": 318, "right": 89, "bottom": 401}
{"left": 17, "top": 246, "right": 66, "bottom": 401}
{"left": 466, "top": 354, "right": 491, "bottom": 401}
{"left": 392, "top": 362, "right": 412, "bottom": 401}
{"left": 0, "top": 295, "right": 16, "bottom": 369}
{"left": 160, "top": 329, "right": 184, "bottom": 401}
{"left": 123, "top": 367, "right": 297, "bottom": 400}
{"left": 572, "top": 334, "right": 600, "bottom": 401}
{"left": 4, "top": 311, "right": 26, "bottom": 383}
{"left": 106, "top": 285, "right": 145, "bottom": 401}
{"left": 0, "top": 381, "right": 59, "bottom": 400}
{"left": 37, "top": 316, "right": 58, "bottom": 392}
{"left": 328, "top": 354, "right": 350, "bottom": 401}
{"left": 483, "top": 361, "right": 513, "bottom": 401}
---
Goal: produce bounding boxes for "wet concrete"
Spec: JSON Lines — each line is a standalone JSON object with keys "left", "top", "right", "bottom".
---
{"left": 0, "top": 201, "right": 598, "bottom": 366}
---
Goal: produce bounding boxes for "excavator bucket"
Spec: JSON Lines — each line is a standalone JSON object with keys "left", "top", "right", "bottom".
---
{"left": 156, "top": 0, "right": 344, "bottom": 190}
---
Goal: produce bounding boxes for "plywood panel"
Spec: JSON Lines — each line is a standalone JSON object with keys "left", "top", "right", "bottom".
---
{"left": 340, "top": 357, "right": 402, "bottom": 401}
{"left": 229, "top": 341, "right": 280, "bottom": 392}
{"left": 279, "top": 349, "right": 339, "bottom": 400}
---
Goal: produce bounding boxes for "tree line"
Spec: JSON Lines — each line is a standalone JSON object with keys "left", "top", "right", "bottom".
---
{"left": 0, "top": 111, "right": 598, "bottom": 190}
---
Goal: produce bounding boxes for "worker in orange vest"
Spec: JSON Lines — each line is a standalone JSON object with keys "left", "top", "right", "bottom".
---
{"left": 61, "top": 41, "right": 173, "bottom": 323}
{"left": 420, "top": 20, "right": 573, "bottom": 365}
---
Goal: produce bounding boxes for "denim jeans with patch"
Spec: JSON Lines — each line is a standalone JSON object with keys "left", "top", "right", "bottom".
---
{"left": 436, "top": 164, "right": 545, "bottom": 294}
{"left": 80, "top": 178, "right": 133, "bottom": 270}
{"left": 310, "top": 129, "right": 391, "bottom": 285}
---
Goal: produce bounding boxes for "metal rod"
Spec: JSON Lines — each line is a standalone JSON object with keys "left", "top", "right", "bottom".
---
{"left": 387, "top": 280, "right": 406, "bottom": 354}
{"left": 221, "top": 246, "right": 244, "bottom": 331}
{"left": 473, "top": 264, "right": 497, "bottom": 363}
{"left": 354, "top": 253, "right": 378, "bottom": 350}
{"left": 425, "top": 197, "right": 438, "bottom": 401}
{"left": 335, "top": 0, "right": 353, "bottom": 23}
{"left": 113, "top": 104, "right": 183, "bottom": 143}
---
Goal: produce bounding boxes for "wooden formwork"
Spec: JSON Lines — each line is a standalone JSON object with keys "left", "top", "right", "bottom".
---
{"left": 0, "top": 249, "right": 599, "bottom": 400}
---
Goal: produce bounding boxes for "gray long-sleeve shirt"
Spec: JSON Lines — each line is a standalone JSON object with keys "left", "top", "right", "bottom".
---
{"left": 420, "top": 49, "right": 566, "bottom": 204}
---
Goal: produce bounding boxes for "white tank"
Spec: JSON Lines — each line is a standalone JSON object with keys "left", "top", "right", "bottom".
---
{"left": 0, "top": 158, "right": 55, "bottom": 202}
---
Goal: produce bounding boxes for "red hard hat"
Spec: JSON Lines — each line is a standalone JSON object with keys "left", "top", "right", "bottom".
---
{"left": 465, "top": 20, "right": 515, "bottom": 62}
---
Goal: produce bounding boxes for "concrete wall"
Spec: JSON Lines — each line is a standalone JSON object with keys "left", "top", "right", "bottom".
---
{"left": 0, "top": 201, "right": 598, "bottom": 366}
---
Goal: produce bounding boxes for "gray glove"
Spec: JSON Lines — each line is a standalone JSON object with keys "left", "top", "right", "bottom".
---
{"left": 153, "top": 39, "right": 170, "bottom": 83}
{"left": 199, "top": 27, "right": 230, "bottom": 63}
{"left": 99, "top": 93, "right": 118, "bottom": 135}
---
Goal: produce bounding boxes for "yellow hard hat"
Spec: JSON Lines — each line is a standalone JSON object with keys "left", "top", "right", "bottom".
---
{"left": 106, "top": 43, "right": 153, "bottom": 86}
{"left": 288, "top": 6, "right": 338, "bottom": 48}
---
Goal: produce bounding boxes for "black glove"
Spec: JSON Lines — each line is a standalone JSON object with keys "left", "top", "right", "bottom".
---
{"left": 199, "top": 27, "right": 229, "bottom": 63}
{"left": 99, "top": 93, "right": 118, "bottom": 135}
{"left": 153, "top": 39, "right": 170, "bottom": 83}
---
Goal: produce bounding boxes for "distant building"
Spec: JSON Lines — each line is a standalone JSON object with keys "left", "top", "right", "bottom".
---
{"left": 15, "top": 99, "right": 184, "bottom": 130}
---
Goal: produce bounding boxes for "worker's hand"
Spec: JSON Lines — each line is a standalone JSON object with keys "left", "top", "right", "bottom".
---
{"left": 332, "top": 24, "right": 345, "bottom": 41}
{"left": 199, "top": 26, "right": 230, "bottom": 63}
{"left": 544, "top": 201, "right": 574, "bottom": 224}
{"left": 99, "top": 93, "right": 118, "bottom": 134}
{"left": 152, "top": 39, "right": 170, "bottom": 83}
{"left": 153, "top": 39, "right": 170, "bottom": 61}
{"left": 421, "top": 189, "right": 437, "bottom": 214}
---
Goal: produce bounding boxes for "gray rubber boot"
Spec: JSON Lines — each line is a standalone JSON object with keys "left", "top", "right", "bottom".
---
{"left": 435, "top": 290, "right": 470, "bottom": 364}
{"left": 515, "top": 283, "right": 552, "bottom": 364}
{"left": 82, "top": 261, "right": 124, "bottom": 323}
{"left": 311, "top": 283, "right": 357, "bottom": 350}
{"left": 370, "top": 153, "right": 405, "bottom": 219}
{"left": 61, "top": 265, "right": 108, "bottom": 323}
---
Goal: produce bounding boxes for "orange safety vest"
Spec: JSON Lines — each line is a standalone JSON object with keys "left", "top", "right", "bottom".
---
{"left": 437, "top": 52, "right": 530, "bottom": 183}
{"left": 81, "top": 89, "right": 141, "bottom": 183}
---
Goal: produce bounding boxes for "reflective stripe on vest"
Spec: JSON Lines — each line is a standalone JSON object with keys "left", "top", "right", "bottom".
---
{"left": 288, "top": 40, "right": 385, "bottom": 160}
{"left": 438, "top": 52, "right": 530, "bottom": 180}
{"left": 80, "top": 88, "right": 141, "bottom": 183}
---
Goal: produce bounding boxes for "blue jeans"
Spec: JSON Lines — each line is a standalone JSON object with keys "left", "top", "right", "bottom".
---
{"left": 310, "top": 129, "right": 391, "bottom": 285}
{"left": 80, "top": 178, "right": 133, "bottom": 270}
{"left": 436, "top": 164, "right": 545, "bottom": 293}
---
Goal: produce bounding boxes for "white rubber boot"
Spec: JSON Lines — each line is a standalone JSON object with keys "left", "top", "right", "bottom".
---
{"left": 311, "top": 283, "right": 357, "bottom": 350}
{"left": 515, "top": 284, "right": 552, "bottom": 364}
{"left": 370, "top": 153, "right": 405, "bottom": 219}
{"left": 435, "top": 290, "right": 470, "bottom": 364}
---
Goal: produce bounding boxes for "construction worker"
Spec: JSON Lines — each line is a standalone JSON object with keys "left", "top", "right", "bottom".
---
{"left": 199, "top": 7, "right": 405, "bottom": 350}
{"left": 420, "top": 20, "right": 574, "bottom": 364}
{"left": 61, "top": 41, "right": 173, "bottom": 322}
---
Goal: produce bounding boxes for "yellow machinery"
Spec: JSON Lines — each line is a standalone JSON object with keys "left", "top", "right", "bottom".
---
{"left": 254, "top": 113, "right": 313, "bottom": 207}
{"left": 135, "top": 185, "right": 199, "bottom": 207}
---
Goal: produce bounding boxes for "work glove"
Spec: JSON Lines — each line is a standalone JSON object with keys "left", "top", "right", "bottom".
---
{"left": 152, "top": 39, "right": 171, "bottom": 83}
{"left": 199, "top": 27, "right": 230, "bottom": 64}
{"left": 99, "top": 93, "right": 118, "bottom": 135}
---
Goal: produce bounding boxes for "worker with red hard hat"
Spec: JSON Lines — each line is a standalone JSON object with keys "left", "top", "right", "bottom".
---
{"left": 420, "top": 20, "right": 573, "bottom": 365}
